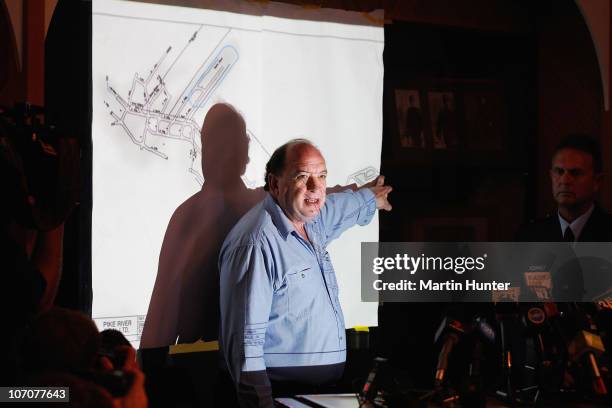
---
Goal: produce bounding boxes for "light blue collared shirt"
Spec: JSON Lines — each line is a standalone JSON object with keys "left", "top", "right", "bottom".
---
{"left": 218, "top": 189, "right": 376, "bottom": 381}
{"left": 558, "top": 204, "right": 594, "bottom": 242}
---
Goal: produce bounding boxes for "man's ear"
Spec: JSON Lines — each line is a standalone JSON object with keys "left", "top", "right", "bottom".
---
{"left": 268, "top": 174, "right": 279, "bottom": 196}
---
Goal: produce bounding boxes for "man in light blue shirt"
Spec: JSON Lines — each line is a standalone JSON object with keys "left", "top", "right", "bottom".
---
{"left": 219, "top": 139, "right": 392, "bottom": 407}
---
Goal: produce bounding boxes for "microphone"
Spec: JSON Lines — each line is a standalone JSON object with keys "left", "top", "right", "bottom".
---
{"left": 434, "top": 317, "right": 465, "bottom": 387}
{"left": 542, "top": 302, "right": 569, "bottom": 347}
{"left": 473, "top": 317, "right": 496, "bottom": 344}
{"left": 360, "top": 357, "right": 388, "bottom": 403}
{"left": 459, "top": 317, "right": 495, "bottom": 408}
{"left": 520, "top": 303, "right": 568, "bottom": 395}
{"left": 492, "top": 292, "right": 521, "bottom": 401}
{"left": 565, "top": 304, "right": 608, "bottom": 396}
{"left": 524, "top": 271, "right": 552, "bottom": 301}
{"left": 568, "top": 330, "right": 607, "bottom": 395}
{"left": 465, "top": 317, "right": 496, "bottom": 381}
{"left": 523, "top": 306, "right": 551, "bottom": 359}
{"left": 492, "top": 286, "right": 521, "bottom": 304}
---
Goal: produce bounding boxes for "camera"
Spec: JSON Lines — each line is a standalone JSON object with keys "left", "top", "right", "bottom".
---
{"left": 0, "top": 102, "right": 78, "bottom": 230}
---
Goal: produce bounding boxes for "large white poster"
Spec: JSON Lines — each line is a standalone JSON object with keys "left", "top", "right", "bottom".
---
{"left": 92, "top": 0, "right": 383, "bottom": 347}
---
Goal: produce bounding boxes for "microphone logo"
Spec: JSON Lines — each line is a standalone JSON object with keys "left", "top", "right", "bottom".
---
{"left": 526, "top": 307, "right": 546, "bottom": 325}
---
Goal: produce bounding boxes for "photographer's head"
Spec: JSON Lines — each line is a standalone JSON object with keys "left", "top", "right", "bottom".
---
{"left": 20, "top": 307, "right": 147, "bottom": 407}
{"left": 0, "top": 106, "right": 78, "bottom": 233}
{"left": 20, "top": 307, "right": 101, "bottom": 373}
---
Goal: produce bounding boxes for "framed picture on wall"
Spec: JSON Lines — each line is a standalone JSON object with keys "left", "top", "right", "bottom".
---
{"left": 394, "top": 89, "right": 426, "bottom": 149}
{"left": 427, "top": 90, "right": 460, "bottom": 150}
{"left": 386, "top": 78, "right": 514, "bottom": 167}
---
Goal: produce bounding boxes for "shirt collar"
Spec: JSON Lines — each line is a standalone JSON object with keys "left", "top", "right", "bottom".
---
{"left": 264, "top": 193, "right": 296, "bottom": 240}
{"left": 558, "top": 203, "right": 594, "bottom": 241}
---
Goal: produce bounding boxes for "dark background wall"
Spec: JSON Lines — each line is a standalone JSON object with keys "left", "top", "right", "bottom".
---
{"left": 535, "top": 0, "right": 604, "bottom": 217}
{"left": 381, "top": 22, "right": 534, "bottom": 243}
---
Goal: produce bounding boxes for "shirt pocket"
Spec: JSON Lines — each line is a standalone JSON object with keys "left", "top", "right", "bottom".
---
{"left": 286, "top": 264, "right": 320, "bottom": 321}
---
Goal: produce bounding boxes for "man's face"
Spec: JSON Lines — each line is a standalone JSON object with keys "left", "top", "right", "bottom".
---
{"left": 550, "top": 148, "right": 601, "bottom": 211}
{"left": 270, "top": 144, "right": 327, "bottom": 224}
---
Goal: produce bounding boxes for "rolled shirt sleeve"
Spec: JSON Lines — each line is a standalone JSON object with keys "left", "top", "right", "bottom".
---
{"left": 219, "top": 242, "right": 275, "bottom": 406}
{"left": 319, "top": 188, "right": 377, "bottom": 245}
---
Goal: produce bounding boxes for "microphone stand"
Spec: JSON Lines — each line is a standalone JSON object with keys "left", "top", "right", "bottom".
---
{"left": 494, "top": 301, "right": 519, "bottom": 406}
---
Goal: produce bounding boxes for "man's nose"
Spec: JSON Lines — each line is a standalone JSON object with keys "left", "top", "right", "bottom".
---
{"left": 306, "top": 175, "right": 324, "bottom": 190}
{"left": 559, "top": 170, "right": 573, "bottom": 183}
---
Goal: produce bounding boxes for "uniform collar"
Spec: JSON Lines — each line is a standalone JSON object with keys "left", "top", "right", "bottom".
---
{"left": 558, "top": 203, "right": 594, "bottom": 241}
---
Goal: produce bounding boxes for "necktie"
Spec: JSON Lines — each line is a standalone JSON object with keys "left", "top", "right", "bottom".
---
{"left": 563, "top": 227, "right": 575, "bottom": 242}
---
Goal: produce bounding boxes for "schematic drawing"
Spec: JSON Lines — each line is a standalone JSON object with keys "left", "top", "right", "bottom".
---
{"left": 104, "top": 27, "right": 270, "bottom": 186}
{"left": 104, "top": 26, "right": 377, "bottom": 188}
{"left": 346, "top": 166, "right": 379, "bottom": 186}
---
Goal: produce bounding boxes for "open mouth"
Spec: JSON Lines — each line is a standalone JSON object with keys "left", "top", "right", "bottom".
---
{"left": 304, "top": 198, "right": 320, "bottom": 205}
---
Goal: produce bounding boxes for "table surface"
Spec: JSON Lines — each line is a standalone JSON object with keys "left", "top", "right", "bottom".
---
{"left": 275, "top": 393, "right": 611, "bottom": 408}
